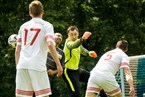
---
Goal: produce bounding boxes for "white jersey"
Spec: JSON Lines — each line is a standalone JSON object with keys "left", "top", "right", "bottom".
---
{"left": 16, "top": 18, "right": 55, "bottom": 71}
{"left": 91, "top": 48, "right": 129, "bottom": 75}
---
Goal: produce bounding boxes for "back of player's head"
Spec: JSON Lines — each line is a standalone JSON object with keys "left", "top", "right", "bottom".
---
{"left": 116, "top": 40, "right": 128, "bottom": 52}
{"left": 29, "top": 0, "right": 43, "bottom": 17}
{"left": 67, "top": 26, "right": 79, "bottom": 33}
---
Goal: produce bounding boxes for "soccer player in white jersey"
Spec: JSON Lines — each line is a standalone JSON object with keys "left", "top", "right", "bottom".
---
{"left": 15, "top": 1, "right": 63, "bottom": 97}
{"left": 85, "top": 40, "right": 135, "bottom": 97}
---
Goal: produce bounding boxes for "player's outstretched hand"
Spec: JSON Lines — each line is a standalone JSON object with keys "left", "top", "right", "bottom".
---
{"left": 56, "top": 65, "right": 63, "bottom": 77}
{"left": 89, "top": 51, "right": 97, "bottom": 58}
{"left": 82, "top": 31, "right": 92, "bottom": 40}
{"left": 129, "top": 86, "right": 135, "bottom": 97}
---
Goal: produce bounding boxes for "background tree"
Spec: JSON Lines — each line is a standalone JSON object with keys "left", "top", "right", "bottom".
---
{"left": 0, "top": 0, "right": 145, "bottom": 97}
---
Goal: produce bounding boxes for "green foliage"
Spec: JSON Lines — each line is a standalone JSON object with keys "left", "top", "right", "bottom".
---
{"left": 1, "top": 0, "right": 145, "bottom": 97}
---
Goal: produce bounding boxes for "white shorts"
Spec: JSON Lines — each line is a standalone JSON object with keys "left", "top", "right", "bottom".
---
{"left": 86, "top": 71, "right": 121, "bottom": 96}
{"left": 16, "top": 69, "right": 51, "bottom": 97}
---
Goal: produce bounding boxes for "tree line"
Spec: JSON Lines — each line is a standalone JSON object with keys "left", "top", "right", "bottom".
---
{"left": 0, "top": 0, "right": 145, "bottom": 96}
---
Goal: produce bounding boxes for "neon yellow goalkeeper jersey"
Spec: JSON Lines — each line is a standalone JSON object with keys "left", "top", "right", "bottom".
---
{"left": 63, "top": 38, "right": 89, "bottom": 70}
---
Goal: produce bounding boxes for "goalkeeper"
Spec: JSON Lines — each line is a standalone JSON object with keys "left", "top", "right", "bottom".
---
{"left": 62, "top": 26, "right": 106, "bottom": 97}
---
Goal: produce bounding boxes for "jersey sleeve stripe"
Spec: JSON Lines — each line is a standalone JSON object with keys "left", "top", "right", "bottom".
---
{"left": 46, "top": 34, "right": 55, "bottom": 45}
{"left": 17, "top": 38, "right": 21, "bottom": 42}
{"left": 46, "top": 34, "right": 54, "bottom": 41}
{"left": 17, "top": 38, "right": 21, "bottom": 45}
{"left": 120, "top": 62, "right": 129, "bottom": 68}
{"left": 120, "top": 62, "right": 129, "bottom": 66}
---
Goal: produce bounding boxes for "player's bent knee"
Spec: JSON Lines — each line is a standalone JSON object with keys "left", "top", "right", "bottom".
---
{"left": 85, "top": 92, "right": 98, "bottom": 97}
{"left": 111, "top": 92, "right": 122, "bottom": 97}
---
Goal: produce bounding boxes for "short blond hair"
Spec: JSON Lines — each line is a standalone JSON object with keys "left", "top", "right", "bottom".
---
{"left": 29, "top": 0, "right": 43, "bottom": 17}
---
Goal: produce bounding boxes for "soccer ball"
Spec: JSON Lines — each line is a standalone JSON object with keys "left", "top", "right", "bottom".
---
{"left": 8, "top": 34, "right": 18, "bottom": 48}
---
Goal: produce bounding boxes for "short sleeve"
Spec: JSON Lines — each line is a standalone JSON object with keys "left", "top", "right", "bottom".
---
{"left": 45, "top": 24, "right": 55, "bottom": 45}
{"left": 120, "top": 54, "right": 129, "bottom": 68}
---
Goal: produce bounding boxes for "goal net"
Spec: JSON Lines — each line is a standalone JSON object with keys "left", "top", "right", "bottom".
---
{"left": 115, "top": 55, "right": 145, "bottom": 97}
